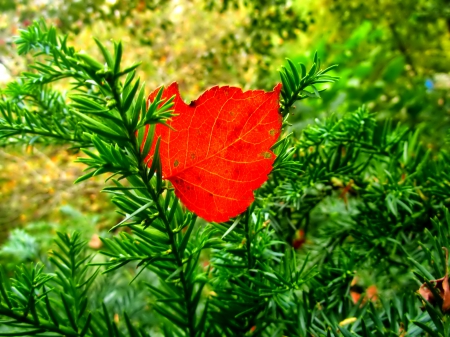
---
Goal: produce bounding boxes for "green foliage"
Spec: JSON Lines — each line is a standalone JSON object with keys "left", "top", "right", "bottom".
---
{"left": 0, "top": 80, "right": 86, "bottom": 147}
{"left": 205, "top": 0, "right": 309, "bottom": 57}
{"left": 0, "top": 231, "right": 156, "bottom": 336}
{"left": 0, "top": 19, "right": 450, "bottom": 337}
{"left": 279, "top": 53, "right": 338, "bottom": 118}
{"left": 0, "top": 229, "right": 38, "bottom": 262}
{"left": 300, "top": 0, "right": 450, "bottom": 145}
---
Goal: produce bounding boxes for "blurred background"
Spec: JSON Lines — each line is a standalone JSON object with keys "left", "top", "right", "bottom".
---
{"left": 0, "top": 0, "right": 449, "bottom": 329}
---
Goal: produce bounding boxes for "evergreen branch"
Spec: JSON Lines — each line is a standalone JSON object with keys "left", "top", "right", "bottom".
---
{"left": 0, "top": 305, "right": 79, "bottom": 336}
{"left": 31, "top": 25, "right": 205, "bottom": 335}
{"left": 279, "top": 52, "right": 339, "bottom": 117}
{"left": 0, "top": 84, "right": 89, "bottom": 147}
{"left": 102, "top": 61, "right": 199, "bottom": 337}
{"left": 0, "top": 233, "right": 100, "bottom": 336}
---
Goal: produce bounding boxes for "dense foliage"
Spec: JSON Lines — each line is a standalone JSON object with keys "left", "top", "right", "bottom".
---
{"left": 0, "top": 1, "right": 449, "bottom": 336}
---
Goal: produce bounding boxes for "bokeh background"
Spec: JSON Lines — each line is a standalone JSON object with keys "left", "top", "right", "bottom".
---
{"left": 0, "top": 0, "right": 449, "bottom": 329}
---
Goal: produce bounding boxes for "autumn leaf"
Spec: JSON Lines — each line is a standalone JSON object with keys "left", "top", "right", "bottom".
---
{"left": 418, "top": 247, "right": 450, "bottom": 312}
{"left": 143, "top": 82, "right": 282, "bottom": 222}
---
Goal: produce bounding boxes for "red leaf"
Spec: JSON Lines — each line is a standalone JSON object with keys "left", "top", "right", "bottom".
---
{"left": 144, "top": 82, "right": 282, "bottom": 222}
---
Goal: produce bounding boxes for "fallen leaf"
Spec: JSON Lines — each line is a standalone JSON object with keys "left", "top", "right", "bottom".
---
{"left": 89, "top": 233, "right": 102, "bottom": 249}
{"left": 350, "top": 276, "right": 378, "bottom": 305}
{"left": 292, "top": 229, "right": 306, "bottom": 249}
{"left": 144, "top": 83, "right": 282, "bottom": 222}
{"left": 418, "top": 247, "right": 450, "bottom": 312}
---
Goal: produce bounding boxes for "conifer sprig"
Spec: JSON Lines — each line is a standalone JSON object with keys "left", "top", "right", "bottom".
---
{"left": 279, "top": 52, "right": 339, "bottom": 117}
